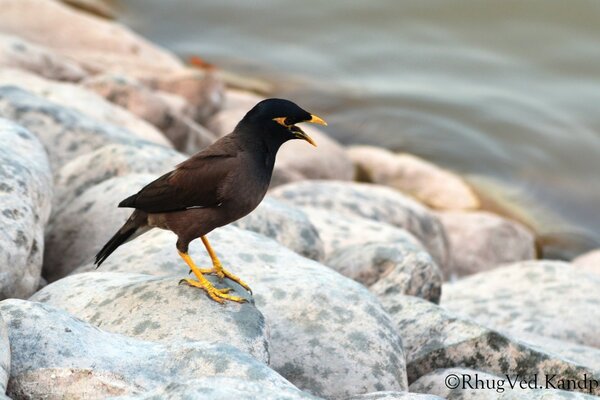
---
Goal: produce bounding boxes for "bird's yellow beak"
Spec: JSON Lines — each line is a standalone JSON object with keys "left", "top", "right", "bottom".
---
{"left": 307, "top": 114, "right": 327, "bottom": 126}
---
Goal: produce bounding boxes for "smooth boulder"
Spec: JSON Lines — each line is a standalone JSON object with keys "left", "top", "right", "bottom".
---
{"left": 573, "top": 249, "right": 600, "bottom": 275}
{"left": 0, "top": 119, "right": 52, "bottom": 299}
{"left": 0, "top": 315, "right": 8, "bottom": 395}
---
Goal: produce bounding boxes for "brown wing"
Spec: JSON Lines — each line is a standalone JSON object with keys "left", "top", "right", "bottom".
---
{"left": 119, "top": 136, "right": 240, "bottom": 213}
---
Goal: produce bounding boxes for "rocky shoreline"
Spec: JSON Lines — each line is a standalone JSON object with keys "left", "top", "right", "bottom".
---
{"left": 0, "top": 1, "right": 599, "bottom": 399}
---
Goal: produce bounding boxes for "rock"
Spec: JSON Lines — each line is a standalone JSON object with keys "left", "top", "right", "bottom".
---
{"left": 410, "top": 368, "right": 600, "bottom": 399}
{"left": 74, "top": 226, "right": 408, "bottom": 399}
{"left": 146, "top": 70, "right": 225, "bottom": 123}
{"left": 437, "top": 211, "right": 536, "bottom": 278}
{"left": 380, "top": 294, "right": 600, "bottom": 395}
{"left": 348, "top": 146, "right": 479, "bottom": 211}
{"left": 30, "top": 272, "right": 268, "bottom": 363}
{"left": 53, "top": 143, "right": 184, "bottom": 214}
{"left": 0, "top": 315, "right": 8, "bottom": 395}
{"left": 0, "top": 0, "right": 184, "bottom": 77}
{"left": 0, "top": 33, "right": 87, "bottom": 81}
{"left": 573, "top": 249, "right": 600, "bottom": 275}
{"left": 442, "top": 261, "right": 600, "bottom": 349}
{"left": 347, "top": 392, "right": 444, "bottom": 400}
{"left": 82, "top": 74, "right": 216, "bottom": 153}
{"left": 0, "top": 86, "right": 165, "bottom": 170}
{"left": 113, "top": 377, "right": 320, "bottom": 400}
{"left": 60, "top": 0, "right": 116, "bottom": 19}
{"left": 207, "top": 90, "right": 354, "bottom": 183}
{"left": 1, "top": 299, "right": 298, "bottom": 399}
{"left": 44, "top": 174, "right": 156, "bottom": 281}
{"left": 298, "top": 206, "right": 442, "bottom": 303}
{"left": 233, "top": 197, "right": 325, "bottom": 261}
{"left": 0, "top": 119, "right": 52, "bottom": 299}
{"left": 271, "top": 181, "right": 449, "bottom": 268}
{"left": 0, "top": 68, "right": 170, "bottom": 148}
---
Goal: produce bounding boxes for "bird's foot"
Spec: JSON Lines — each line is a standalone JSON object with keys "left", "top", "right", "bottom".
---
{"left": 189, "top": 266, "right": 252, "bottom": 294}
{"left": 178, "top": 278, "right": 246, "bottom": 304}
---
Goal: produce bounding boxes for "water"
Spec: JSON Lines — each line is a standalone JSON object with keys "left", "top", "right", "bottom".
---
{"left": 115, "top": 0, "right": 600, "bottom": 258}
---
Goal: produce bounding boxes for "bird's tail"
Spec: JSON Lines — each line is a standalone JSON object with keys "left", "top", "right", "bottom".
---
{"left": 95, "top": 211, "right": 148, "bottom": 268}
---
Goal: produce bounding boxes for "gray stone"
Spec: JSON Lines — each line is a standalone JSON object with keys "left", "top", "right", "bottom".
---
{"left": 75, "top": 226, "right": 408, "bottom": 399}
{"left": 0, "top": 68, "right": 170, "bottom": 148}
{"left": 573, "top": 249, "right": 600, "bottom": 276}
{"left": 30, "top": 272, "right": 269, "bottom": 363}
{"left": 410, "top": 368, "right": 600, "bottom": 399}
{"left": 347, "top": 392, "right": 444, "bottom": 400}
{"left": 53, "top": 143, "right": 184, "bottom": 214}
{"left": 1, "top": 299, "right": 296, "bottom": 399}
{"left": 299, "top": 206, "right": 441, "bottom": 303}
{"left": 442, "top": 261, "right": 600, "bottom": 349}
{"left": 271, "top": 181, "right": 449, "bottom": 268}
{"left": 233, "top": 197, "right": 325, "bottom": 261}
{"left": 112, "top": 377, "right": 320, "bottom": 400}
{"left": 437, "top": 211, "right": 536, "bottom": 278}
{"left": 0, "top": 119, "right": 52, "bottom": 299}
{"left": 0, "top": 33, "right": 87, "bottom": 81}
{"left": 0, "top": 86, "right": 166, "bottom": 170}
{"left": 44, "top": 174, "right": 156, "bottom": 281}
{"left": 380, "top": 294, "right": 600, "bottom": 396}
{"left": 0, "top": 315, "right": 8, "bottom": 395}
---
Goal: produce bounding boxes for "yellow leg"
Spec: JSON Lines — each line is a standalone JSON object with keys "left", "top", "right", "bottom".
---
{"left": 178, "top": 251, "right": 246, "bottom": 304}
{"left": 200, "top": 236, "right": 252, "bottom": 294}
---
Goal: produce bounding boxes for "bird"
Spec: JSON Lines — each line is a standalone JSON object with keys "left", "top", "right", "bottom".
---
{"left": 94, "top": 98, "right": 326, "bottom": 303}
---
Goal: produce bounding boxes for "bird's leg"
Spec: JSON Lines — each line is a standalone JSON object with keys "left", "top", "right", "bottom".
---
{"left": 177, "top": 251, "right": 246, "bottom": 304}
{"left": 200, "top": 236, "right": 252, "bottom": 294}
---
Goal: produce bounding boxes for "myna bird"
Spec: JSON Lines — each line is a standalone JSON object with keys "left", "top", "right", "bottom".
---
{"left": 94, "top": 98, "right": 326, "bottom": 303}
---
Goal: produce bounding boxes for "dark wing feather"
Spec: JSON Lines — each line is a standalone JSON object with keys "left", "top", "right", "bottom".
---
{"left": 119, "top": 136, "right": 240, "bottom": 213}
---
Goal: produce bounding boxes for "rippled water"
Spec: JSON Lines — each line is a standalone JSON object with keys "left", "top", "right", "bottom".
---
{"left": 115, "top": 0, "right": 600, "bottom": 258}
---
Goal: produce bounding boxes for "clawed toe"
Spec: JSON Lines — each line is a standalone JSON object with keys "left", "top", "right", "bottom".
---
{"left": 179, "top": 278, "right": 245, "bottom": 303}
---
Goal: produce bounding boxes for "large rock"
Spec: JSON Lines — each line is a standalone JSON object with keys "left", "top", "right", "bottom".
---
{"left": 82, "top": 74, "right": 216, "bottom": 153}
{"left": 1, "top": 299, "right": 299, "bottom": 399}
{"left": 437, "top": 211, "right": 536, "bottom": 278}
{"left": 0, "top": 119, "right": 52, "bottom": 299}
{"left": 442, "top": 261, "right": 600, "bottom": 349}
{"left": 44, "top": 174, "right": 156, "bottom": 281}
{"left": 74, "top": 226, "right": 408, "bottom": 399}
{"left": 573, "top": 249, "right": 600, "bottom": 275}
{"left": 0, "top": 33, "right": 87, "bottom": 81}
{"left": 207, "top": 89, "right": 354, "bottom": 184}
{"left": 30, "top": 272, "right": 268, "bottom": 363}
{"left": 410, "top": 368, "right": 600, "bottom": 399}
{"left": 347, "top": 392, "right": 443, "bottom": 400}
{"left": 381, "top": 294, "right": 600, "bottom": 395}
{"left": 233, "top": 197, "right": 325, "bottom": 261}
{"left": 113, "top": 377, "right": 319, "bottom": 400}
{"left": 348, "top": 146, "right": 479, "bottom": 211}
{"left": 0, "top": 315, "right": 8, "bottom": 395}
{"left": 299, "top": 206, "right": 442, "bottom": 303}
{"left": 53, "top": 143, "right": 184, "bottom": 214}
{"left": 0, "top": 68, "right": 170, "bottom": 148}
{"left": 271, "top": 181, "right": 449, "bottom": 268}
{"left": 0, "top": 0, "right": 184, "bottom": 77}
{"left": 0, "top": 86, "right": 166, "bottom": 170}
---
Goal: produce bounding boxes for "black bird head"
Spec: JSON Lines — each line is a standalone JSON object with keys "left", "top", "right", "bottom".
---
{"left": 240, "top": 98, "right": 327, "bottom": 147}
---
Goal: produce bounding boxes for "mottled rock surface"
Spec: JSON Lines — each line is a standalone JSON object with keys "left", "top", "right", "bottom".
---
{"left": 0, "top": 119, "right": 52, "bottom": 299}
{"left": 299, "top": 206, "right": 441, "bottom": 303}
{"left": 410, "top": 368, "right": 600, "bottom": 399}
{"left": 442, "top": 261, "right": 600, "bottom": 349}
{"left": 44, "top": 174, "right": 156, "bottom": 281}
{"left": 437, "top": 211, "right": 536, "bottom": 278}
{"left": 0, "top": 0, "right": 184, "bottom": 77}
{"left": 347, "top": 391, "right": 444, "bottom": 400}
{"left": 0, "top": 315, "right": 8, "bottom": 395}
{"left": 74, "top": 226, "right": 408, "bottom": 399}
{"left": 1, "top": 299, "right": 296, "bottom": 399}
{"left": 207, "top": 90, "right": 353, "bottom": 183}
{"left": 53, "top": 143, "right": 184, "bottom": 214}
{"left": 0, "top": 68, "right": 170, "bottom": 148}
{"left": 573, "top": 249, "right": 600, "bottom": 275}
{"left": 233, "top": 197, "right": 325, "bottom": 261}
{"left": 0, "top": 86, "right": 164, "bottom": 170}
{"left": 0, "top": 33, "right": 87, "bottom": 81}
{"left": 30, "top": 272, "right": 268, "bottom": 363}
{"left": 380, "top": 294, "right": 600, "bottom": 395}
{"left": 271, "top": 180, "right": 449, "bottom": 268}
{"left": 348, "top": 146, "right": 479, "bottom": 211}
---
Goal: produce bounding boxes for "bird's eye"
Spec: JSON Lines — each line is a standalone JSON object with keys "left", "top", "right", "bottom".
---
{"left": 273, "top": 117, "right": 292, "bottom": 127}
